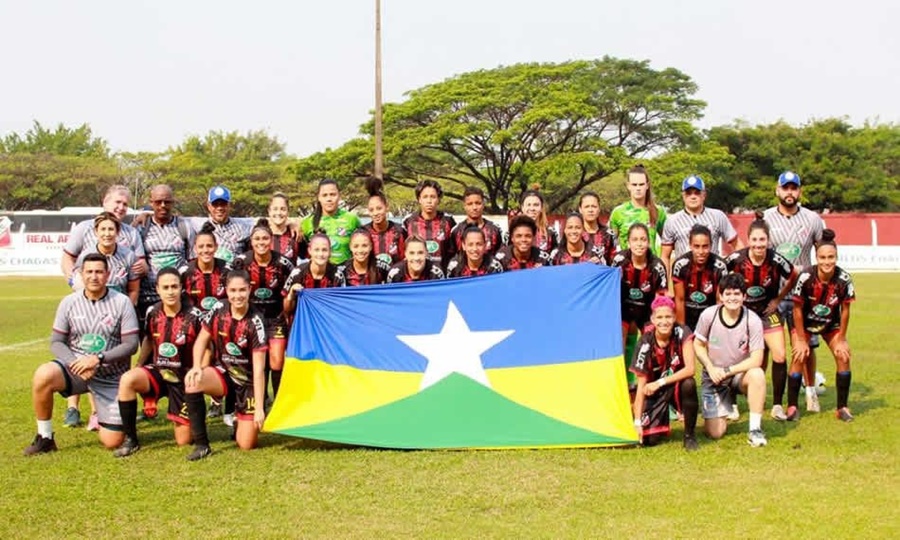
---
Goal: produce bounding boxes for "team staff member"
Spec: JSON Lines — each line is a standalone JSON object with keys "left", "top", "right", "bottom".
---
{"left": 631, "top": 296, "right": 699, "bottom": 451}
{"left": 231, "top": 219, "right": 295, "bottom": 398}
{"left": 551, "top": 213, "right": 604, "bottom": 266}
{"left": 449, "top": 186, "right": 503, "bottom": 259}
{"left": 660, "top": 175, "right": 741, "bottom": 279}
{"left": 336, "top": 230, "right": 390, "bottom": 286}
{"left": 763, "top": 171, "right": 825, "bottom": 412}
{"left": 446, "top": 227, "right": 504, "bottom": 278}
{"left": 62, "top": 184, "right": 147, "bottom": 284}
{"left": 578, "top": 192, "right": 616, "bottom": 265}
{"left": 113, "top": 268, "right": 203, "bottom": 457}
{"left": 791, "top": 230, "right": 856, "bottom": 422}
{"left": 694, "top": 273, "right": 768, "bottom": 447}
{"left": 609, "top": 164, "right": 666, "bottom": 254}
{"left": 726, "top": 214, "right": 797, "bottom": 421}
{"left": 24, "top": 254, "right": 140, "bottom": 455}
{"left": 195, "top": 185, "right": 254, "bottom": 264}
{"left": 184, "top": 270, "right": 268, "bottom": 460}
{"left": 672, "top": 225, "right": 728, "bottom": 331}
{"left": 268, "top": 192, "right": 303, "bottom": 262}
{"left": 403, "top": 180, "right": 456, "bottom": 270}
{"left": 494, "top": 216, "right": 551, "bottom": 271}
{"left": 386, "top": 236, "right": 446, "bottom": 283}
{"left": 72, "top": 212, "right": 140, "bottom": 304}
{"left": 363, "top": 177, "right": 405, "bottom": 265}
{"left": 301, "top": 179, "right": 360, "bottom": 265}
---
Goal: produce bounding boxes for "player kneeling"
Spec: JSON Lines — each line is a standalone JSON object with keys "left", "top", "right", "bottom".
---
{"left": 113, "top": 268, "right": 203, "bottom": 457}
{"left": 631, "top": 296, "right": 700, "bottom": 451}
{"left": 694, "top": 273, "right": 768, "bottom": 447}
{"left": 182, "top": 269, "right": 268, "bottom": 461}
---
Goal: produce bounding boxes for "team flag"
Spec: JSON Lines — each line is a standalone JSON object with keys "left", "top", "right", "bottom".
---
{"left": 265, "top": 264, "right": 637, "bottom": 449}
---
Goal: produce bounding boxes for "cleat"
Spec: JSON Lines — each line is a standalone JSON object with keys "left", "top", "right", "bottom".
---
{"left": 113, "top": 437, "right": 141, "bottom": 458}
{"left": 186, "top": 444, "right": 213, "bottom": 461}
{"left": 24, "top": 434, "right": 58, "bottom": 456}
{"left": 785, "top": 406, "right": 800, "bottom": 422}
{"left": 727, "top": 403, "right": 740, "bottom": 421}
{"left": 207, "top": 400, "right": 222, "bottom": 418}
{"left": 770, "top": 404, "right": 787, "bottom": 421}
{"left": 63, "top": 407, "right": 81, "bottom": 428}
{"left": 142, "top": 397, "right": 158, "bottom": 420}
{"left": 223, "top": 413, "right": 234, "bottom": 428}
{"left": 748, "top": 429, "right": 768, "bottom": 447}
{"left": 86, "top": 413, "right": 100, "bottom": 432}
{"left": 806, "top": 390, "right": 821, "bottom": 413}
{"left": 836, "top": 407, "right": 854, "bottom": 422}
{"left": 683, "top": 435, "right": 699, "bottom": 452}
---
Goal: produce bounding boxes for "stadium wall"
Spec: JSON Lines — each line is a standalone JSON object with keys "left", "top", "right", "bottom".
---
{"left": 1, "top": 213, "right": 899, "bottom": 276}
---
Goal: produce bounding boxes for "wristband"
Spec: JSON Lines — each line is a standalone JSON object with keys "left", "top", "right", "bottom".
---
{"left": 657, "top": 377, "right": 667, "bottom": 387}
{"left": 97, "top": 352, "right": 105, "bottom": 365}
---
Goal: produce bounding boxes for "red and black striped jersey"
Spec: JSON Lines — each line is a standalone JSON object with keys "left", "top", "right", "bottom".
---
{"left": 494, "top": 246, "right": 551, "bottom": 271}
{"left": 672, "top": 252, "right": 728, "bottom": 329}
{"left": 612, "top": 250, "right": 668, "bottom": 325}
{"left": 271, "top": 230, "right": 304, "bottom": 263}
{"left": 403, "top": 211, "right": 456, "bottom": 269}
{"left": 202, "top": 301, "right": 268, "bottom": 386}
{"left": 445, "top": 254, "right": 504, "bottom": 278}
{"left": 362, "top": 221, "right": 406, "bottom": 265}
{"left": 725, "top": 248, "right": 794, "bottom": 315}
{"left": 230, "top": 252, "right": 295, "bottom": 320}
{"left": 551, "top": 241, "right": 605, "bottom": 266}
{"left": 179, "top": 258, "right": 228, "bottom": 312}
{"left": 582, "top": 227, "right": 617, "bottom": 265}
{"left": 283, "top": 261, "right": 340, "bottom": 292}
{"left": 385, "top": 260, "right": 445, "bottom": 283}
{"left": 630, "top": 324, "right": 694, "bottom": 380}
{"left": 143, "top": 302, "right": 203, "bottom": 382}
{"left": 449, "top": 219, "right": 504, "bottom": 259}
{"left": 335, "top": 259, "right": 391, "bottom": 287}
{"left": 791, "top": 265, "right": 855, "bottom": 334}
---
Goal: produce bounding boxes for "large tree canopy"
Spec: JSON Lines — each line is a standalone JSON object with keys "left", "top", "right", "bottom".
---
{"left": 296, "top": 57, "right": 705, "bottom": 212}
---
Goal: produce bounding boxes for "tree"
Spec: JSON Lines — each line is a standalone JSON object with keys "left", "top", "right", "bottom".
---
{"left": 294, "top": 57, "right": 705, "bottom": 213}
{"left": 0, "top": 121, "right": 110, "bottom": 158}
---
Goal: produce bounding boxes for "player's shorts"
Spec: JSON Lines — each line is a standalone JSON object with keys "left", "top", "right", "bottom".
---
{"left": 213, "top": 366, "right": 258, "bottom": 421}
{"left": 54, "top": 360, "right": 122, "bottom": 430}
{"left": 638, "top": 384, "right": 679, "bottom": 437}
{"left": 266, "top": 315, "right": 288, "bottom": 342}
{"left": 140, "top": 366, "right": 189, "bottom": 425}
{"left": 779, "top": 300, "right": 819, "bottom": 348}
{"left": 700, "top": 371, "right": 746, "bottom": 419}
{"left": 760, "top": 310, "right": 784, "bottom": 334}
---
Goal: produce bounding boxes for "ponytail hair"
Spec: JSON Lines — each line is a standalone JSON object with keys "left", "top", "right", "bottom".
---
{"left": 313, "top": 179, "right": 339, "bottom": 230}
{"left": 196, "top": 221, "right": 218, "bottom": 246}
{"left": 365, "top": 176, "right": 387, "bottom": 206}
{"left": 748, "top": 210, "right": 770, "bottom": 239}
{"left": 626, "top": 164, "right": 658, "bottom": 228}
{"left": 252, "top": 218, "right": 273, "bottom": 237}
{"left": 816, "top": 229, "right": 837, "bottom": 251}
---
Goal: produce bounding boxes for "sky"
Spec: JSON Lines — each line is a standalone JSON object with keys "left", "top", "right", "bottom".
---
{"left": 1, "top": 0, "right": 896, "bottom": 157}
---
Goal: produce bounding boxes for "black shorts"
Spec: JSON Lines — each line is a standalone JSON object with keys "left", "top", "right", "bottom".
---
{"left": 637, "top": 384, "right": 679, "bottom": 438}
{"left": 215, "top": 367, "right": 258, "bottom": 420}
{"left": 141, "top": 366, "right": 189, "bottom": 425}
{"left": 759, "top": 310, "right": 784, "bottom": 333}
{"left": 266, "top": 315, "right": 288, "bottom": 341}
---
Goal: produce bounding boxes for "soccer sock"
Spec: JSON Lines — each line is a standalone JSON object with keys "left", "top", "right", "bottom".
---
{"left": 186, "top": 393, "right": 209, "bottom": 447}
{"left": 271, "top": 369, "right": 283, "bottom": 398}
{"left": 224, "top": 391, "right": 236, "bottom": 416}
{"left": 37, "top": 420, "right": 53, "bottom": 439}
{"left": 836, "top": 371, "right": 851, "bottom": 410}
{"left": 787, "top": 373, "right": 802, "bottom": 408}
{"left": 749, "top": 412, "right": 762, "bottom": 432}
{"left": 118, "top": 399, "right": 139, "bottom": 441}
{"left": 772, "top": 362, "right": 787, "bottom": 406}
{"left": 679, "top": 379, "right": 698, "bottom": 438}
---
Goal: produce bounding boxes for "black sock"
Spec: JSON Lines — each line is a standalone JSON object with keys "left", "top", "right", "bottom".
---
{"left": 679, "top": 378, "right": 698, "bottom": 438}
{"left": 772, "top": 362, "right": 787, "bottom": 406}
{"left": 787, "top": 373, "right": 802, "bottom": 408}
{"left": 836, "top": 371, "right": 851, "bottom": 410}
{"left": 271, "top": 369, "right": 283, "bottom": 398}
{"left": 224, "top": 390, "right": 236, "bottom": 416}
{"left": 118, "top": 399, "right": 138, "bottom": 441}
{"left": 186, "top": 393, "right": 209, "bottom": 447}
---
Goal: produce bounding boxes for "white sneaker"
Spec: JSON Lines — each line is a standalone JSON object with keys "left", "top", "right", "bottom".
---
{"left": 223, "top": 413, "right": 235, "bottom": 428}
{"left": 806, "top": 389, "right": 821, "bottom": 413}
{"left": 748, "top": 429, "right": 768, "bottom": 447}
{"left": 727, "top": 403, "right": 740, "bottom": 421}
{"left": 770, "top": 404, "right": 787, "bottom": 421}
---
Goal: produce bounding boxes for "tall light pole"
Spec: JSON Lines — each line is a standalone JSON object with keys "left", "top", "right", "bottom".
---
{"left": 373, "top": 0, "right": 384, "bottom": 180}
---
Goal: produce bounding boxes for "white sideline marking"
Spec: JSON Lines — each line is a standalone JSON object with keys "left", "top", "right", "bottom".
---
{"left": 0, "top": 338, "right": 46, "bottom": 352}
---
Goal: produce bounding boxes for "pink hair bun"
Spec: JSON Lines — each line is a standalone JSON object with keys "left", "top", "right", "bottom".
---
{"left": 651, "top": 295, "right": 675, "bottom": 312}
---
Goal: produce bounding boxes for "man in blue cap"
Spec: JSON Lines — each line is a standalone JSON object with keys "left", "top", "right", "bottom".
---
{"left": 660, "top": 175, "right": 742, "bottom": 279}
{"left": 195, "top": 185, "right": 254, "bottom": 264}
{"left": 763, "top": 171, "right": 825, "bottom": 416}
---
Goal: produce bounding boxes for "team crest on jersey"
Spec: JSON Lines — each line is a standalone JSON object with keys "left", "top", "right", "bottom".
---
{"left": 337, "top": 227, "right": 347, "bottom": 236}
{"left": 640, "top": 282, "right": 652, "bottom": 292}
{"left": 174, "top": 331, "right": 186, "bottom": 345}
{"left": 703, "top": 282, "right": 714, "bottom": 293}
{"left": 101, "top": 313, "right": 116, "bottom": 328}
{"left": 237, "top": 334, "right": 248, "bottom": 347}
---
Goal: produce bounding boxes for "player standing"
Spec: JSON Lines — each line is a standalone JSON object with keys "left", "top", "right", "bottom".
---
{"left": 335, "top": 230, "right": 390, "bottom": 286}
{"left": 445, "top": 227, "right": 504, "bottom": 278}
{"left": 403, "top": 180, "right": 456, "bottom": 270}
{"left": 578, "top": 192, "right": 616, "bottom": 265}
{"left": 608, "top": 165, "right": 667, "bottom": 254}
{"left": 386, "top": 236, "right": 446, "bottom": 283}
{"left": 362, "top": 177, "right": 405, "bottom": 265}
{"left": 672, "top": 225, "right": 728, "bottom": 331}
{"left": 494, "top": 215, "right": 551, "bottom": 271}
{"left": 300, "top": 179, "right": 360, "bottom": 265}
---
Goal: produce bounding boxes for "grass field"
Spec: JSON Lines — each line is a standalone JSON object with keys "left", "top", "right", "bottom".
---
{"left": 1, "top": 276, "right": 898, "bottom": 539}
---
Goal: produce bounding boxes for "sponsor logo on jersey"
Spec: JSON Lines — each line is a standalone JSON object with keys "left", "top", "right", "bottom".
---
{"left": 776, "top": 243, "right": 801, "bottom": 261}
{"left": 79, "top": 333, "right": 107, "bottom": 354}
{"left": 690, "top": 291, "right": 708, "bottom": 303}
{"left": 629, "top": 288, "right": 643, "bottom": 300}
{"left": 201, "top": 296, "right": 219, "bottom": 311}
{"left": 426, "top": 240, "right": 439, "bottom": 254}
{"left": 151, "top": 252, "right": 179, "bottom": 270}
{"left": 225, "top": 342, "right": 242, "bottom": 356}
{"left": 158, "top": 342, "right": 178, "bottom": 358}
{"left": 747, "top": 286, "right": 765, "bottom": 298}
{"left": 255, "top": 288, "right": 273, "bottom": 299}
{"left": 215, "top": 247, "right": 234, "bottom": 263}
{"left": 377, "top": 253, "right": 393, "bottom": 265}
{"left": 813, "top": 304, "right": 832, "bottom": 317}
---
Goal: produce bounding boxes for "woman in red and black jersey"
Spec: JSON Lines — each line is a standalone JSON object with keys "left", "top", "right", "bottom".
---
{"left": 578, "top": 192, "right": 616, "bottom": 265}
{"left": 184, "top": 269, "right": 269, "bottom": 459}
{"left": 268, "top": 192, "right": 304, "bottom": 263}
{"left": 512, "top": 188, "right": 559, "bottom": 256}
{"left": 402, "top": 180, "right": 456, "bottom": 270}
{"left": 725, "top": 214, "right": 797, "bottom": 419}
{"left": 363, "top": 177, "right": 405, "bottom": 265}
{"left": 386, "top": 236, "right": 446, "bottom": 283}
{"left": 611, "top": 223, "right": 668, "bottom": 354}
{"left": 446, "top": 226, "right": 504, "bottom": 278}
{"left": 283, "top": 232, "right": 340, "bottom": 313}
{"left": 180, "top": 223, "right": 228, "bottom": 312}
{"left": 494, "top": 215, "right": 550, "bottom": 271}
{"left": 336, "top": 230, "right": 390, "bottom": 286}
{"left": 672, "top": 224, "right": 728, "bottom": 331}
{"left": 551, "top": 213, "right": 604, "bottom": 266}
{"left": 113, "top": 268, "right": 204, "bottom": 457}
{"left": 790, "top": 229, "right": 856, "bottom": 422}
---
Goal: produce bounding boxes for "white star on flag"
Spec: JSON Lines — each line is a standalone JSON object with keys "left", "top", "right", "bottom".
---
{"left": 397, "top": 301, "right": 515, "bottom": 391}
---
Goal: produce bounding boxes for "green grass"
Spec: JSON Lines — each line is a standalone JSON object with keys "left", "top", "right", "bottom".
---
{"left": 1, "top": 276, "right": 898, "bottom": 539}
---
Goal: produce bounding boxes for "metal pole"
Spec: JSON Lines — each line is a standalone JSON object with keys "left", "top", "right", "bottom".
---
{"left": 374, "top": 0, "right": 384, "bottom": 180}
